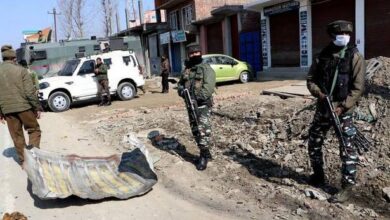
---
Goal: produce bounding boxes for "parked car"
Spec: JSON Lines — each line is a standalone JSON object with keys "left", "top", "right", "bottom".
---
{"left": 202, "top": 54, "right": 252, "bottom": 83}
{"left": 39, "top": 50, "right": 145, "bottom": 112}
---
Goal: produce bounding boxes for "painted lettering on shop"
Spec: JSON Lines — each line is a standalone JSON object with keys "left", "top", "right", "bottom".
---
{"left": 264, "top": 1, "right": 300, "bottom": 16}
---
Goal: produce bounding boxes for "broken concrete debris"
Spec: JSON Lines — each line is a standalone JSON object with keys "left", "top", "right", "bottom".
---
{"left": 91, "top": 56, "right": 390, "bottom": 218}
{"left": 304, "top": 188, "right": 328, "bottom": 201}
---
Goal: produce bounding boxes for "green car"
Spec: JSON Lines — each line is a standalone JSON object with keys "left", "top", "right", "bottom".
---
{"left": 202, "top": 54, "right": 252, "bottom": 83}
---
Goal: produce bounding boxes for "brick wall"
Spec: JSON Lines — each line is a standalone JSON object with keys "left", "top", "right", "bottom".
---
{"left": 194, "top": 0, "right": 250, "bottom": 20}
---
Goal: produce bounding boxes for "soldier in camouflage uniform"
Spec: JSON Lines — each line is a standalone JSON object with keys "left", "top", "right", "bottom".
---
{"left": 178, "top": 43, "right": 216, "bottom": 171}
{"left": 95, "top": 57, "right": 111, "bottom": 106}
{"left": 306, "top": 20, "right": 365, "bottom": 203}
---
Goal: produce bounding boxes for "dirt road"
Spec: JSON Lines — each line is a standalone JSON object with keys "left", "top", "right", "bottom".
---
{"left": 0, "top": 81, "right": 294, "bottom": 220}
{"left": 0, "top": 113, "right": 247, "bottom": 220}
{"left": 1, "top": 80, "right": 387, "bottom": 220}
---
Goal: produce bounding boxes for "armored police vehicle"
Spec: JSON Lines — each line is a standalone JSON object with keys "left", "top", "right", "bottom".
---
{"left": 16, "top": 36, "right": 143, "bottom": 78}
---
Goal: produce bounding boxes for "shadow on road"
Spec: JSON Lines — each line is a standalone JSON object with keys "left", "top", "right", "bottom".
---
{"left": 223, "top": 148, "right": 338, "bottom": 194}
{"left": 2, "top": 147, "right": 19, "bottom": 164}
{"left": 147, "top": 130, "right": 198, "bottom": 167}
{"left": 26, "top": 180, "right": 154, "bottom": 209}
{"left": 366, "top": 84, "right": 390, "bottom": 100}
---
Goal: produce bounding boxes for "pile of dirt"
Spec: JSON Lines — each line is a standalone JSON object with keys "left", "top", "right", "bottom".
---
{"left": 91, "top": 57, "right": 390, "bottom": 219}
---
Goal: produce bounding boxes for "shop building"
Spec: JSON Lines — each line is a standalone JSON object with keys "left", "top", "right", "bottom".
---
{"left": 245, "top": 0, "right": 390, "bottom": 70}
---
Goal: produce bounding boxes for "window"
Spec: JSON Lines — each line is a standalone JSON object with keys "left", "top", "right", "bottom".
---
{"left": 103, "top": 58, "right": 112, "bottom": 69}
{"left": 169, "top": 10, "right": 181, "bottom": 30}
{"left": 123, "top": 56, "right": 135, "bottom": 67}
{"left": 30, "top": 50, "right": 47, "bottom": 61}
{"left": 93, "top": 45, "right": 101, "bottom": 51}
{"left": 78, "top": 60, "right": 95, "bottom": 75}
{"left": 216, "top": 56, "right": 234, "bottom": 65}
{"left": 58, "top": 60, "right": 80, "bottom": 76}
{"left": 203, "top": 57, "right": 216, "bottom": 65}
{"left": 181, "top": 5, "right": 193, "bottom": 28}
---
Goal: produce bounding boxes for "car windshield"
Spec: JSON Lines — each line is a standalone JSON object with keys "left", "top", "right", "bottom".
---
{"left": 58, "top": 60, "right": 80, "bottom": 76}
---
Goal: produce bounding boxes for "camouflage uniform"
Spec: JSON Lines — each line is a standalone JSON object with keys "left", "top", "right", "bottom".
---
{"left": 95, "top": 62, "right": 111, "bottom": 105}
{"left": 179, "top": 63, "right": 216, "bottom": 152}
{"left": 307, "top": 40, "right": 365, "bottom": 187}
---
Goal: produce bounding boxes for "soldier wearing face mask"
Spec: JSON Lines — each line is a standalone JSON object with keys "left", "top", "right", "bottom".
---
{"left": 306, "top": 20, "right": 365, "bottom": 203}
{"left": 178, "top": 43, "right": 216, "bottom": 171}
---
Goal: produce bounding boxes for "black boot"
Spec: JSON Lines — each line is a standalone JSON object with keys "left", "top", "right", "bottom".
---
{"left": 308, "top": 167, "right": 325, "bottom": 187}
{"left": 104, "top": 97, "right": 111, "bottom": 106}
{"left": 196, "top": 148, "right": 211, "bottom": 171}
{"left": 98, "top": 97, "right": 106, "bottom": 107}
{"left": 328, "top": 184, "right": 353, "bottom": 203}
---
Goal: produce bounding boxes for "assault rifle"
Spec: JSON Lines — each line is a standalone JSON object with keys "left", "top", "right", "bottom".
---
{"left": 183, "top": 88, "right": 199, "bottom": 127}
{"left": 323, "top": 96, "right": 373, "bottom": 154}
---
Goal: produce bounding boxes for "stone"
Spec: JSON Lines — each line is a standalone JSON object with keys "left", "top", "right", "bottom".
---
{"left": 304, "top": 188, "right": 328, "bottom": 201}
{"left": 296, "top": 208, "right": 308, "bottom": 216}
{"left": 281, "top": 178, "right": 294, "bottom": 186}
{"left": 283, "top": 153, "right": 293, "bottom": 162}
{"left": 295, "top": 168, "right": 304, "bottom": 173}
{"left": 382, "top": 187, "right": 390, "bottom": 202}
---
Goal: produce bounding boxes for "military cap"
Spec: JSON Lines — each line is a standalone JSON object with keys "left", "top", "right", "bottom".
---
{"left": 1, "top": 44, "right": 16, "bottom": 59}
{"left": 327, "top": 20, "right": 353, "bottom": 36}
{"left": 186, "top": 43, "right": 201, "bottom": 54}
{"left": 1, "top": 45, "right": 13, "bottom": 52}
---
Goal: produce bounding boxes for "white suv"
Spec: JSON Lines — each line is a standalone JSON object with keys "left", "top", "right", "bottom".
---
{"left": 39, "top": 50, "right": 144, "bottom": 112}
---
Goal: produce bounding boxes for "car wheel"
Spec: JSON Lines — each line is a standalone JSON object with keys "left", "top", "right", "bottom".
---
{"left": 239, "top": 71, "right": 250, "bottom": 83}
{"left": 48, "top": 91, "right": 71, "bottom": 112}
{"left": 117, "top": 82, "right": 136, "bottom": 101}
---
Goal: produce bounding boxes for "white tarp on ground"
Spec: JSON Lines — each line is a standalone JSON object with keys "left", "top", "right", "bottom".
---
{"left": 24, "top": 135, "right": 157, "bottom": 200}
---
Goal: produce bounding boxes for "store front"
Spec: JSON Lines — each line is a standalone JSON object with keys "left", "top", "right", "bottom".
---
{"left": 269, "top": 8, "right": 300, "bottom": 67}
{"left": 247, "top": 0, "right": 312, "bottom": 69}
{"left": 311, "top": 0, "right": 355, "bottom": 56}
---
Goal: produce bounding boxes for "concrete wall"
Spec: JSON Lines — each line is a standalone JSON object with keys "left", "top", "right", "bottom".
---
{"left": 194, "top": 0, "right": 251, "bottom": 20}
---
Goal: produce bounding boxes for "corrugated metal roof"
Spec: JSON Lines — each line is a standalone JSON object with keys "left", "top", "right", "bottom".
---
{"left": 24, "top": 147, "right": 158, "bottom": 200}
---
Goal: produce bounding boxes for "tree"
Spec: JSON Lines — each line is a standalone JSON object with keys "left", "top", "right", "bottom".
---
{"left": 73, "top": 0, "right": 86, "bottom": 38}
{"left": 101, "top": 0, "right": 117, "bottom": 37}
{"left": 57, "top": 0, "right": 88, "bottom": 39}
{"left": 57, "top": 0, "right": 74, "bottom": 39}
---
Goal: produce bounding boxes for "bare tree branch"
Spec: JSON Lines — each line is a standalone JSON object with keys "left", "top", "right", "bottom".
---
{"left": 72, "top": 0, "right": 86, "bottom": 38}
{"left": 101, "top": 0, "right": 117, "bottom": 37}
{"left": 57, "top": 0, "right": 74, "bottom": 39}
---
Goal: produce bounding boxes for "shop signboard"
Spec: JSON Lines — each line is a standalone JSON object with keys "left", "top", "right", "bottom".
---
{"left": 261, "top": 19, "right": 268, "bottom": 67}
{"left": 159, "top": 32, "right": 170, "bottom": 45}
{"left": 300, "top": 10, "right": 308, "bottom": 66}
{"left": 264, "top": 1, "right": 300, "bottom": 16}
{"left": 171, "top": 30, "right": 187, "bottom": 43}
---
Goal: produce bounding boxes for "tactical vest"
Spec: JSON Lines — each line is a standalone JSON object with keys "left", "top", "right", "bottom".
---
{"left": 183, "top": 64, "right": 208, "bottom": 97}
{"left": 316, "top": 44, "right": 358, "bottom": 101}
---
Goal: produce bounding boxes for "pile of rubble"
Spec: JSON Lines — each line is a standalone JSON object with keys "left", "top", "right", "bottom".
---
{"left": 92, "top": 57, "right": 390, "bottom": 218}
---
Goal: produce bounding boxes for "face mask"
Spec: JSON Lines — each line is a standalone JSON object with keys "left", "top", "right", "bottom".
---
{"left": 333, "top": 35, "right": 350, "bottom": 46}
{"left": 188, "top": 55, "right": 203, "bottom": 67}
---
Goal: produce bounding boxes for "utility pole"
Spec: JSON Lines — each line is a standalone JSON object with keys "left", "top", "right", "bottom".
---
{"left": 48, "top": 8, "right": 61, "bottom": 42}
